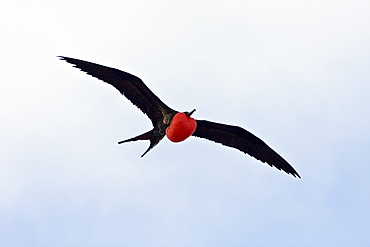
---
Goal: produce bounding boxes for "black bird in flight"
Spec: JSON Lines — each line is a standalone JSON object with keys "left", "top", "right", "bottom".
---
{"left": 59, "top": 56, "right": 300, "bottom": 178}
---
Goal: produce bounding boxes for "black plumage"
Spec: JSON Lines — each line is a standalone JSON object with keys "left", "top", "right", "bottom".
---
{"left": 59, "top": 56, "right": 300, "bottom": 178}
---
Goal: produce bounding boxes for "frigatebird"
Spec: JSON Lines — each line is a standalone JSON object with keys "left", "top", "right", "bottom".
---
{"left": 59, "top": 56, "right": 300, "bottom": 178}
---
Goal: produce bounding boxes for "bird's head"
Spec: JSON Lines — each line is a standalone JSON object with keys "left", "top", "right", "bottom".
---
{"left": 184, "top": 109, "right": 196, "bottom": 117}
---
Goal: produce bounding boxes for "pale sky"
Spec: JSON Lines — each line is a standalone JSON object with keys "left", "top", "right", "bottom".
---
{"left": 1, "top": 1, "right": 369, "bottom": 246}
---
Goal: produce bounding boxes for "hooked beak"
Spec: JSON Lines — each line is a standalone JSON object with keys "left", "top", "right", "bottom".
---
{"left": 186, "top": 109, "right": 196, "bottom": 117}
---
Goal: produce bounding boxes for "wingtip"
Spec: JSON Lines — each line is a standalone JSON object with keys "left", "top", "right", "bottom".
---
{"left": 274, "top": 161, "right": 301, "bottom": 179}
{"left": 58, "top": 56, "right": 70, "bottom": 62}
{"left": 291, "top": 171, "right": 301, "bottom": 179}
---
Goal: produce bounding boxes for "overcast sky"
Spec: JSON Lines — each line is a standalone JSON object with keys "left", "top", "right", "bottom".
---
{"left": 1, "top": 1, "right": 369, "bottom": 246}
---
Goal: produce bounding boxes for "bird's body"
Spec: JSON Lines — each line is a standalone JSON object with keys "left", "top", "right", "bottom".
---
{"left": 59, "top": 56, "right": 300, "bottom": 178}
{"left": 166, "top": 111, "right": 197, "bottom": 142}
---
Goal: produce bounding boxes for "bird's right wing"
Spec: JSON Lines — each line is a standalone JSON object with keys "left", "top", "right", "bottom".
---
{"left": 192, "top": 120, "right": 300, "bottom": 178}
{"left": 59, "top": 56, "right": 177, "bottom": 126}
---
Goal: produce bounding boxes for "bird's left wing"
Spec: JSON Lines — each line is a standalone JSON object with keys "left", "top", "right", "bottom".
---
{"left": 59, "top": 56, "right": 177, "bottom": 126}
{"left": 192, "top": 120, "right": 300, "bottom": 178}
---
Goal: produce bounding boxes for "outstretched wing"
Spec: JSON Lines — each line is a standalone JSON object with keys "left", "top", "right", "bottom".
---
{"left": 193, "top": 120, "right": 300, "bottom": 178}
{"left": 59, "top": 56, "right": 177, "bottom": 126}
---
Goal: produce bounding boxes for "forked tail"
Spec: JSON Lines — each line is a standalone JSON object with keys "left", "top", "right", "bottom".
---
{"left": 118, "top": 130, "right": 165, "bottom": 157}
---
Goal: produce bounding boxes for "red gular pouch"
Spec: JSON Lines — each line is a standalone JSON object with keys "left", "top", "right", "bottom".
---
{"left": 166, "top": 112, "right": 197, "bottom": 142}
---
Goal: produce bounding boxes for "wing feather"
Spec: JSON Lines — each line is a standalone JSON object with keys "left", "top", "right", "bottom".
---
{"left": 59, "top": 56, "right": 176, "bottom": 126}
{"left": 193, "top": 120, "right": 300, "bottom": 178}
